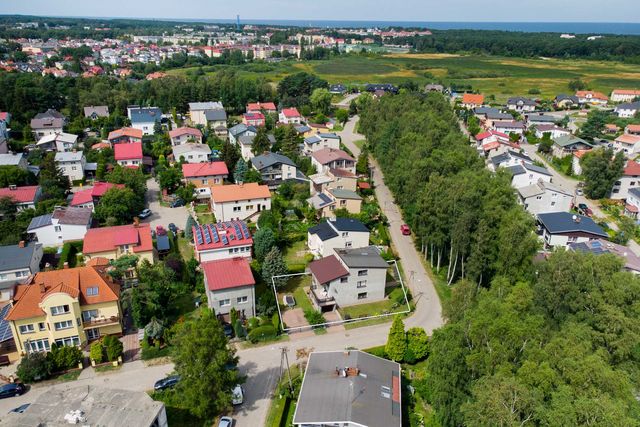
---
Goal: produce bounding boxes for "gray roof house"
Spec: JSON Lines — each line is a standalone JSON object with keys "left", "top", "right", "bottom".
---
{"left": 0, "top": 153, "right": 28, "bottom": 169}
{"left": 83, "top": 105, "right": 110, "bottom": 119}
{"left": 251, "top": 152, "right": 302, "bottom": 188}
{"left": 228, "top": 124, "right": 257, "bottom": 145}
{"left": 552, "top": 135, "right": 594, "bottom": 157}
{"left": 0, "top": 242, "right": 43, "bottom": 300}
{"left": 537, "top": 212, "right": 608, "bottom": 249}
{"left": 507, "top": 97, "right": 537, "bottom": 112}
{"left": 28, "top": 206, "right": 93, "bottom": 247}
{"left": 293, "top": 350, "right": 401, "bottom": 427}
{"left": 127, "top": 106, "right": 162, "bottom": 135}
{"left": 569, "top": 239, "right": 640, "bottom": 274}
{"left": 30, "top": 110, "right": 65, "bottom": 138}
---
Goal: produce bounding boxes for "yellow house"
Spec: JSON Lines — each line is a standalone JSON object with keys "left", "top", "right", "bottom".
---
{"left": 82, "top": 223, "right": 156, "bottom": 265}
{"left": 6, "top": 263, "right": 122, "bottom": 355}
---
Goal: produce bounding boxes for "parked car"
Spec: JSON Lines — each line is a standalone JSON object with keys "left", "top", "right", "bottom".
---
{"left": 0, "top": 383, "right": 26, "bottom": 399}
{"left": 578, "top": 203, "right": 593, "bottom": 216}
{"left": 138, "top": 209, "right": 152, "bottom": 219}
{"left": 170, "top": 198, "right": 185, "bottom": 208}
{"left": 575, "top": 188, "right": 583, "bottom": 196}
{"left": 217, "top": 416, "right": 234, "bottom": 427}
{"left": 400, "top": 224, "right": 411, "bottom": 235}
{"left": 168, "top": 223, "right": 178, "bottom": 234}
{"left": 222, "top": 323, "right": 235, "bottom": 339}
{"left": 283, "top": 294, "right": 296, "bottom": 308}
{"left": 231, "top": 385, "right": 244, "bottom": 405}
{"left": 8, "top": 403, "right": 30, "bottom": 414}
{"left": 154, "top": 375, "right": 180, "bottom": 391}
{"left": 156, "top": 225, "right": 167, "bottom": 236}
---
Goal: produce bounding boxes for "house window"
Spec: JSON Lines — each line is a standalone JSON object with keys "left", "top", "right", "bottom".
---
{"left": 51, "top": 305, "right": 70, "bottom": 316}
{"left": 82, "top": 310, "right": 98, "bottom": 322}
{"left": 345, "top": 242, "right": 352, "bottom": 248}
{"left": 71, "top": 166, "right": 77, "bottom": 171}
{"left": 54, "top": 320, "right": 74, "bottom": 331}
{"left": 237, "top": 296, "right": 248, "bottom": 304}
{"left": 632, "top": 181, "right": 636, "bottom": 186}
{"left": 202, "top": 179, "right": 208, "bottom": 185}
{"left": 86, "top": 287, "right": 99, "bottom": 296}
{"left": 86, "top": 328, "right": 100, "bottom": 340}
{"left": 233, "top": 206, "right": 242, "bottom": 212}
{"left": 551, "top": 201, "right": 556, "bottom": 206}
{"left": 357, "top": 280, "right": 367, "bottom": 288}
{"left": 340, "top": 200, "right": 347, "bottom": 206}
{"left": 25, "top": 338, "right": 50, "bottom": 353}
{"left": 219, "top": 299, "right": 231, "bottom": 307}
{"left": 55, "top": 336, "right": 80, "bottom": 347}
{"left": 357, "top": 270, "right": 368, "bottom": 276}
{"left": 246, "top": 205, "right": 254, "bottom": 210}
{"left": 357, "top": 292, "right": 368, "bottom": 300}
{"left": 341, "top": 232, "right": 348, "bottom": 237}
{"left": 38, "top": 322, "right": 46, "bottom": 331}
{"left": 229, "top": 249, "right": 234, "bottom": 254}
{"left": 19, "top": 324, "right": 35, "bottom": 334}
{"left": 54, "top": 225, "right": 62, "bottom": 232}
{"left": 340, "top": 277, "right": 348, "bottom": 283}
{"left": 0, "top": 274, "right": 5, "bottom": 280}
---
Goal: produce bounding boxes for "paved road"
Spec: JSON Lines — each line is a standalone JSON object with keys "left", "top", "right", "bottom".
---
{"left": 333, "top": 93, "right": 360, "bottom": 109}
{"left": 141, "top": 177, "right": 190, "bottom": 230}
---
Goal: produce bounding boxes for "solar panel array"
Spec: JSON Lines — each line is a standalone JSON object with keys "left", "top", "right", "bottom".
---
{"left": 194, "top": 221, "right": 252, "bottom": 247}
{"left": 0, "top": 303, "right": 12, "bottom": 343}
{"left": 195, "top": 227, "right": 204, "bottom": 245}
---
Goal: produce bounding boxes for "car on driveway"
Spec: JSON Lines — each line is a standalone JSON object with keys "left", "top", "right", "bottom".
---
{"left": 217, "top": 417, "right": 234, "bottom": 427}
{"left": 170, "top": 198, "right": 185, "bottom": 208}
{"left": 578, "top": 203, "right": 593, "bottom": 216}
{"left": 154, "top": 375, "right": 180, "bottom": 391}
{"left": 222, "top": 323, "right": 234, "bottom": 338}
{"left": 138, "top": 209, "right": 152, "bottom": 219}
{"left": 283, "top": 294, "right": 296, "bottom": 307}
{"left": 400, "top": 224, "right": 411, "bottom": 235}
{"left": 231, "top": 385, "right": 244, "bottom": 405}
{"left": 168, "top": 223, "right": 178, "bottom": 234}
{"left": 0, "top": 383, "right": 26, "bottom": 399}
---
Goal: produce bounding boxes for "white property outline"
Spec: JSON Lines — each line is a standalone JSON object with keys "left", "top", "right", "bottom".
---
{"left": 271, "top": 259, "right": 411, "bottom": 333}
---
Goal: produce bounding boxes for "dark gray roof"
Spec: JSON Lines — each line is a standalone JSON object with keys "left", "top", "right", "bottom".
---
{"left": 523, "top": 163, "right": 552, "bottom": 176}
{"left": 0, "top": 243, "right": 39, "bottom": 272}
{"left": 229, "top": 123, "right": 256, "bottom": 137}
{"left": 293, "top": 351, "right": 401, "bottom": 427}
{"left": 537, "top": 212, "right": 607, "bottom": 237}
{"left": 156, "top": 235, "right": 170, "bottom": 251}
{"left": 28, "top": 207, "right": 92, "bottom": 230}
{"left": 204, "top": 109, "right": 227, "bottom": 121}
{"left": 508, "top": 150, "right": 533, "bottom": 162}
{"left": 629, "top": 187, "right": 640, "bottom": 199}
{"left": 555, "top": 94, "right": 579, "bottom": 103}
{"left": 507, "top": 97, "right": 537, "bottom": 106}
{"left": 308, "top": 222, "right": 339, "bottom": 241}
{"left": 335, "top": 245, "right": 388, "bottom": 269}
{"left": 129, "top": 107, "right": 162, "bottom": 124}
{"left": 494, "top": 121, "right": 524, "bottom": 129}
{"left": 318, "top": 133, "right": 340, "bottom": 139}
{"left": 34, "top": 109, "right": 65, "bottom": 120}
{"left": 490, "top": 153, "right": 510, "bottom": 167}
{"left": 294, "top": 124, "right": 311, "bottom": 133}
{"left": 28, "top": 214, "right": 53, "bottom": 231}
{"left": 617, "top": 101, "right": 640, "bottom": 110}
{"left": 251, "top": 152, "right": 295, "bottom": 170}
{"left": 506, "top": 164, "right": 526, "bottom": 176}
{"left": 328, "top": 218, "right": 369, "bottom": 233}
{"left": 527, "top": 114, "right": 556, "bottom": 123}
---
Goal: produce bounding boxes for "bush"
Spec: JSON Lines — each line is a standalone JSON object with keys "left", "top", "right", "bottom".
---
{"left": 49, "top": 344, "right": 83, "bottom": 371}
{"left": 248, "top": 325, "right": 278, "bottom": 343}
{"left": 363, "top": 345, "right": 387, "bottom": 359}
{"left": 233, "top": 319, "right": 246, "bottom": 339}
{"left": 272, "top": 312, "right": 281, "bottom": 332}
{"left": 247, "top": 317, "right": 261, "bottom": 331}
{"left": 389, "top": 287, "right": 407, "bottom": 305}
{"left": 90, "top": 341, "right": 104, "bottom": 363}
{"left": 303, "top": 309, "right": 325, "bottom": 326}
{"left": 16, "top": 352, "right": 52, "bottom": 383}
{"left": 103, "top": 335, "right": 124, "bottom": 361}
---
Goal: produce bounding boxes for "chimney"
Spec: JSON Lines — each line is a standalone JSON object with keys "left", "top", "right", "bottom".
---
{"left": 9, "top": 184, "right": 16, "bottom": 191}
{"left": 18, "top": 241, "right": 25, "bottom": 248}
{"left": 39, "top": 284, "right": 45, "bottom": 293}
{"left": 133, "top": 217, "right": 140, "bottom": 227}
{"left": 63, "top": 262, "right": 69, "bottom": 269}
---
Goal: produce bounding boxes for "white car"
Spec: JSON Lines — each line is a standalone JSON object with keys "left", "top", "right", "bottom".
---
{"left": 231, "top": 385, "right": 244, "bottom": 405}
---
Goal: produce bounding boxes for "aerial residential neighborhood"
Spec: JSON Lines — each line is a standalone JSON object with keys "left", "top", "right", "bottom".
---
{"left": 0, "top": 6, "right": 639, "bottom": 427}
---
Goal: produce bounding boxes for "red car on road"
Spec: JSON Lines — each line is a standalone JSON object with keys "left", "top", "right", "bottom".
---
{"left": 400, "top": 224, "right": 411, "bottom": 235}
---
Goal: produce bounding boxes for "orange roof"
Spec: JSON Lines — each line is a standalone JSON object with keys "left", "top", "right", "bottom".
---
{"left": 612, "top": 89, "right": 640, "bottom": 96}
{"left": 616, "top": 134, "right": 640, "bottom": 145}
{"left": 627, "top": 125, "right": 640, "bottom": 133}
{"left": 211, "top": 183, "right": 271, "bottom": 203}
{"left": 605, "top": 124, "right": 619, "bottom": 130}
{"left": 462, "top": 93, "right": 484, "bottom": 105}
{"left": 108, "top": 127, "right": 143, "bottom": 141}
{"left": 5, "top": 266, "right": 120, "bottom": 321}
{"left": 83, "top": 223, "right": 154, "bottom": 255}
{"left": 576, "top": 91, "right": 608, "bottom": 101}
{"left": 624, "top": 160, "right": 640, "bottom": 176}
{"left": 573, "top": 149, "right": 591, "bottom": 159}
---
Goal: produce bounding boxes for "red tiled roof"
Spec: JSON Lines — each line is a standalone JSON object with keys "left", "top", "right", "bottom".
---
{"left": 613, "top": 89, "right": 640, "bottom": 96}
{"left": 357, "top": 182, "right": 371, "bottom": 189}
{"left": 70, "top": 182, "right": 123, "bottom": 206}
{"left": 576, "top": 90, "right": 608, "bottom": 101}
{"left": 192, "top": 221, "right": 253, "bottom": 252}
{"left": 462, "top": 93, "right": 484, "bottom": 105}
{"left": 624, "top": 160, "right": 640, "bottom": 176}
{"left": 482, "top": 141, "right": 500, "bottom": 151}
{"left": 168, "top": 126, "right": 202, "bottom": 139}
{"left": 83, "top": 223, "right": 153, "bottom": 254}
{"left": 244, "top": 112, "right": 265, "bottom": 121}
{"left": 616, "top": 134, "right": 640, "bottom": 145}
{"left": 281, "top": 107, "right": 301, "bottom": 118}
{"left": 309, "top": 255, "right": 349, "bottom": 284}
{"left": 247, "top": 102, "right": 276, "bottom": 112}
{"left": 182, "top": 161, "right": 229, "bottom": 178}
{"left": 626, "top": 125, "right": 640, "bottom": 133}
{"left": 107, "top": 127, "right": 143, "bottom": 141}
{"left": 573, "top": 149, "right": 591, "bottom": 159}
{"left": 91, "top": 142, "right": 112, "bottom": 150}
{"left": 626, "top": 204, "right": 639, "bottom": 213}
{"left": 211, "top": 183, "right": 271, "bottom": 203}
{"left": 0, "top": 185, "right": 39, "bottom": 204}
{"left": 312, "top": 148, "right": 355, "bottom": 165}
{"left": 114, "top": 142, "right": 143, "bottom": 160}
{"left": 202, "top": 258, "right": 255, "bottom": 291}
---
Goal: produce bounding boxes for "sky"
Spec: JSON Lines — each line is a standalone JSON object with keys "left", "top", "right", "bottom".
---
{"left": 1, "top": 0, "right": 639, "bottom": 23}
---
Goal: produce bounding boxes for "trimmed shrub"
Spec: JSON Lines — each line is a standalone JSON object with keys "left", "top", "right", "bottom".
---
{"left": 303, "top": 309, "right": 325, "bottom": 326}
{"left": 49, "top": 344, "right": 83, "bottom": 371}
{"left": 103, "top": 335, "right": 124, "bottom": 362}
{"left": 247, "top": 317, "right": 261, "bottom": 331}
{"left": 248, "top": 325, "right": 277, "bottom": 343}
{"left": 233, "top": 319, "right": 246, "bottom": 339}
{"left": 17, "top": 352, "right": 52, "bottom": 383}
{"left": 90, "top": 341, "right": 104, "bottom": 363}
{"left": 272, "top": 312, "right": 281, "bottom": 332}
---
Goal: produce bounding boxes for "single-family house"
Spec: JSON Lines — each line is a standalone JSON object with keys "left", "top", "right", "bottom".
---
{"left": 251, "top": 152, "right": 299, "bottom": 187}
{"left": 605, "top": 124, "right": 620, "bottom": 134}
{"left": 507, "top": 97, "right": 537, "bottom": 112}
{"left": 537, "top": 212, "right": 608, "bottom": 249}
{"left": 534, "top": 124, "right": 571, "bottom": 140}
{"left": 307, "top": 218, "right": 370, "bottom": 258}
{"left": 36, "top": 132, "right": 78, "bottom": 152}
{"left": 246, "top": 102, "right": 277, "bottom": 115}
{"left": 570, "top": 239, "right": 640, "bottom": 275}
{"left": 55, "top": 151, "right": 86, "bottom": 182}
{"left": 425, "top": 83, "right": 444, "bottom": 92}
{"left": 228, "top": 123, "right": 257, "bottom": 145}
{"left": 552, "top": 135, "right": 594, "bottom": 158}
{"left": 6, "top": 264, "right": 122, "bottom": 353}
{"left": 27, "top": 206, "right": 92, "bottom": 247}
{"left": 614, "top": 134, "right": 640, "bottom": 157}
{"left": 210, "top": 183, "right": 272, "bottom": 222}
{"left": 107, "top": 127, "right": 143, "bottom": 144}
{"left": 0, "top": 185, "right": 41, "bottom": 211}
{"left": 518, "top": 180, "right": 573, "bottom": 215}
{"left": 204, "top": 110, "right": 228, "bottom": 137}
{"left": 615, "top": 101, "right": 640, "bottom": 118}
{"left": 30, "top": 109, "right": 65, "bottom": 139}
{"left": 0, "top": 242, "right": 43, "bottom": 301}
{"left": 279, "top": 108, "right": 302, "bottom": 124}
{"left": 182, "top": 161, "right": 228, "bottom": 189}
{"left": 303, "top": 133, "right": 340, "bottom": 155}
{"left": 114, "top": 142, "right": 143, "bottom": 168}
{"left": 572, "top": 149, "right": 591, "bottom": 175}
{"left": 488, "top": 150, "right": 533, "bottom": 171}
{"left": 294, "top": 124, "right": 314, "bottom": 138}
{"left": 127, "top": 106, "right": 162, "bottom": 135}
{"left": 610, "top": 89, "right": 640, "bottom": 103}
{"left": 612, "top": 160, "right": 640, "bottom": 200}
{"left": 293, "top": 350, "right": 401, "bottom": 427}
{"left": 308, "top": 246, "right": 388, "bottom": 311}
{"left": 243, "top": 112, "right": 265, "bottom": 127}
{"left": 365, "top": 83, "right": 398, "bottom": 94}
{"left": 330, "top": 84, "right": 347, "bottom": 94}
{"left": 309, "top": 168, "right": 357, "bottom": 196}
{"left": 576, "top": 90, "right": 608, "bottom": 106}
{"left": 625, "top": 187, "right": 640, "bottom": 218}
{"left": 475, "top": 130, "right": 512, "bottom": 154}
{"left": 507, "top": 163, "right": 552, "bottom": 189}
{"left": 308, "top": 188, "right": 362, "bottom": 218}
{"left": 473, "top": 107, "right": 514, "bottom": 127}
{"left": 202, "top": 257, "right": 255, "bottom": 319}
{"left": 626, "top": 124, "right": 640, "bottom": 135}
{"left": 460, "top": 93, "right": 484, "bottom": 109}
{"left": 70, "top": 182, "right": 124, "bottom": 211}
{"left": 554, "top": 94, "right": 580, "bottom": 109}
{"left": 311, "top": 148, "right": 356, "bottom": 175}
{"left": 192, "top": 221, "right": 253, "bottom": 262}
{"left": 83, "top": 223, "right": 156, "bottom": 264}
{"left": 83, "top": 106, "right": 109, "bottom": 120}
{"left": 237, "top": 135, "right": 258, "bottom": 161}
{"left": 0, "top": 153, "right": 28, "bottom": 170}
{"left": 172, "top": 143, "right": 211, "bottom": 164}
{"left": 525, "top": 113, "right": 557, "bottom": 128}
{"left": 169, "top": 127, "right": 203, "bottom": 145}
{"left": 189, "top": 101, "right": 225, "bottom": 127}
{"left": 493, "top": 121, "right": 525, "bottom": 135}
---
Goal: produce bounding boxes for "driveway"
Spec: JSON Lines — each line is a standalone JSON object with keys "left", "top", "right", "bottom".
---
{"left": 282, "top": 308, "right": 309, "bottom": 330}
{"left": 141, "top": 178, "right": 190, "bottom": 231}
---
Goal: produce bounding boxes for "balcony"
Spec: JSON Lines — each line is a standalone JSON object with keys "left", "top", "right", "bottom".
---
{"left": 83, "top": 315, "right": 120, "bottom": 328}
{"left": 310, "top": 286, "right": 336, "bottom": 308}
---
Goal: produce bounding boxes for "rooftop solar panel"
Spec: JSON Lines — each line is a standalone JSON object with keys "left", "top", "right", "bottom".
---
{"left": 0, "top": 304, "right": 12, "bottom": 343}
{"left": 221, "top": 235, "right": 228, "bottom": 245}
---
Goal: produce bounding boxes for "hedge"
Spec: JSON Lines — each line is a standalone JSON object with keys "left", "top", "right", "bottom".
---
{"left": 248, "top": 325, "right": 278, "bottom": 343}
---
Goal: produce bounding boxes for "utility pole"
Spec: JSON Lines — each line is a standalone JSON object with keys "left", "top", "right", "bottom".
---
{"left": 279, "top": 347, "right": 293, "bottom": 393}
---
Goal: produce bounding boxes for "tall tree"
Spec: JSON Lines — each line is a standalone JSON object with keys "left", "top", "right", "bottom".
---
{"left": 385, "top": 316, "right": 407, "bottom": 362}
{"left": 38, "top": 152, "right": 70, "bottom": 201}
{"left": 581, "top": 148, "right": 625, "bottom": 199}
{"left": 253, "top": 227, "right": 276, "bottom": 262}
{"left": 261, "top": 247, "right": 288, "bottom": 289}
{"left": 251, "top": 127, "right": 272, "bottom": 156}
{"left": 233, "top": 160, "right": 247, "bottom": 184}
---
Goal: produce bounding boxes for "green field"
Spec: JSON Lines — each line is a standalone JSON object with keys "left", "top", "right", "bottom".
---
{"left": 169, "top": 54, "right": 640, "bottom": 103}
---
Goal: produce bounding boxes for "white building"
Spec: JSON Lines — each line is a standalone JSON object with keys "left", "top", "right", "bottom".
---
{"left": 615, "top": 101, "right": 640, "bottom": 119}
{"left": 189, "top": 101, "right": 225, "bottom": 127}
{"left": 36, "top": 132, "right": 78, "bottom": 152}
{"left": 0, "top": 153, "right": 28, "bottom": 170}
{"left": 191, "top": 221, "right": 253, "bottom": 263}
{"left": 228, "top": 124, "right": 257, "bottom": 145}
{"left": 250, "top": 152, "right": 298, "bottom": 187}
{"left": 169, "top": 127, "right": 203, "bottom": 145}
{"left": 127, "top": 106, "right": 162, "bottom": 135}
{"left": 303, "top": 133, "right": 341, "bottom": 155}
{"left": 27, "top": 206, "right": 92, "bottom": 247}
{"left": 488, "top": 150, "right": 533, "bottom": 172}
{"left": 279, "top": 107, "right": 302, "bottom": 124}
{"left": 493, "top": 121, "right": 525, "bottom": 135}
{"left": 518, "top": 180, "right": 573, "bottom": 215}
{"left": 55, "top": 151, "right": 86, "bottom": 182}
{"left": 307, "top": 218, "right": 370, "bottom": 258}
{"left": 210, "top": 183, "right": 272, "bottom": 222}
{"left": 614, "top": 134, "right": 640, "bottom": 157}
{"left": 506, "top": 97, "right": 537, "bottom": 112}
{"left": 0, "top": 242, "right": 42, "bottom": 301}
{"left": 612, "top": 161, "right": 640, "bottom": 200}
{"left": 507, "top": 163, "right": 553, "bottom": 189}
{"left": 611, "top": 90, "right": 640, "bottom": 103}
{"left": 172, "top": 143, "right": 211, "bottom": 163}
{"left": 534, "top": 124, "right": 572, "bottom": 140}
{"left": 537, "top": 212, "right": 608, "bottom": 249}
{"left": 311, "top": 148, "right": 356, "bottom": 175}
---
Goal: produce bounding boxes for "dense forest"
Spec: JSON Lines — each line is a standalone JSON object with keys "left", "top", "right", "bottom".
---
{"left": 359, "top": 93, "right": 640, "bottom": 425}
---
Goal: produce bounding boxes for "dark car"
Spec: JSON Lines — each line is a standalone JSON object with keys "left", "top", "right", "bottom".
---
{"left": 0, "top": 383, "right": 26, "bottom": 399}
{"left": 222, "top": 323, "right": 235, "bottom": 338}
{"left": 170, "top": 198, "right": 185, "bottom": 208}
{"left": 8, "top": 403, "right": 30, "bottom": 414}
{"left": 578, "top": 203, "right": 593, "bottom": 216}
{"left": 168, "top": 223, "right": 178, "bottom": 234}
{"left": 154, "top": 375, "right": 180, "bottom": 391}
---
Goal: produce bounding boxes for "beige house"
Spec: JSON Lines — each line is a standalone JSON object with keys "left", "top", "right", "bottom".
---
{"left": 307, "top": 188, "right": 362, "bottom": 218}
{"left": 309, "top": 168, "right": 357, "bottom": 196}
{"left": 82, "top": 223, "right": 156, "bottom": 264}
{"left": 210, "top": 183, "right": 272, "bottom": 222}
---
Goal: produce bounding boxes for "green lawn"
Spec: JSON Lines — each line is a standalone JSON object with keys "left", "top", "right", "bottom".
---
{"left": 283, "top": 240, "right": 309, "bottom": 267}
{"left": 196, "top": 213, "right": 215, "bottom": 224}
{"left": 149, "top": 391, "right": 208, "bottom": 427}
{"left": 279, "top": 275, "right": 314, "bottom": 314}
{"left": 354, "top": 139, "right": 366, "bottom": 150}
{"left": 176, "top": 236, "right": 194, "bottom": 261}
{"left": 95, "top": 364, "right": 122, "bottom": 373}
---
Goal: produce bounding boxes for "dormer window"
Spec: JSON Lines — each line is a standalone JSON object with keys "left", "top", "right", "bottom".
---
{"left": 86, "top": 287, "right": 99, "bottom": 296}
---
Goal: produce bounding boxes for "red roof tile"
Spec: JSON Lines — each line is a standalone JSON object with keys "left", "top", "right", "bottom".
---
{"left": 168, "top": 126, "right": 202, "bottom": 139}
{"left": 462, "top": 93, "right": 484, "bottom": 105}
{"left": 114, "top": 142, "right": 143, "bottom": 160}
{"left": 83, "top": 223, "right": 153, "bottom": 254}
{"left": 182, "top": 161, "right": 229, "bottom": 178}
{"left": 70, "top": 182, "right": 123, "bottom": 206}
{"left": 244, "top": 112, "right": 265, "bottom": 121}
{"left": 202, "top": 258, "right": 255, "bottom": 291}
{"left": 247, "top": 102, "right": 276, "bottom": 112}
{"left": 107, "top": 127, "right": 143, "bottom": 141}
{"left": 0, "top": 185, "right": 39, "bottom": 204}
{"left": 282, "top": 107, "right": 301, "bottom": 118}
{"left": 624, "top": 160, "right": 640, "bottom": 176}
{"left": 309, "top": 255, "right": 349, "bottom": 284}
